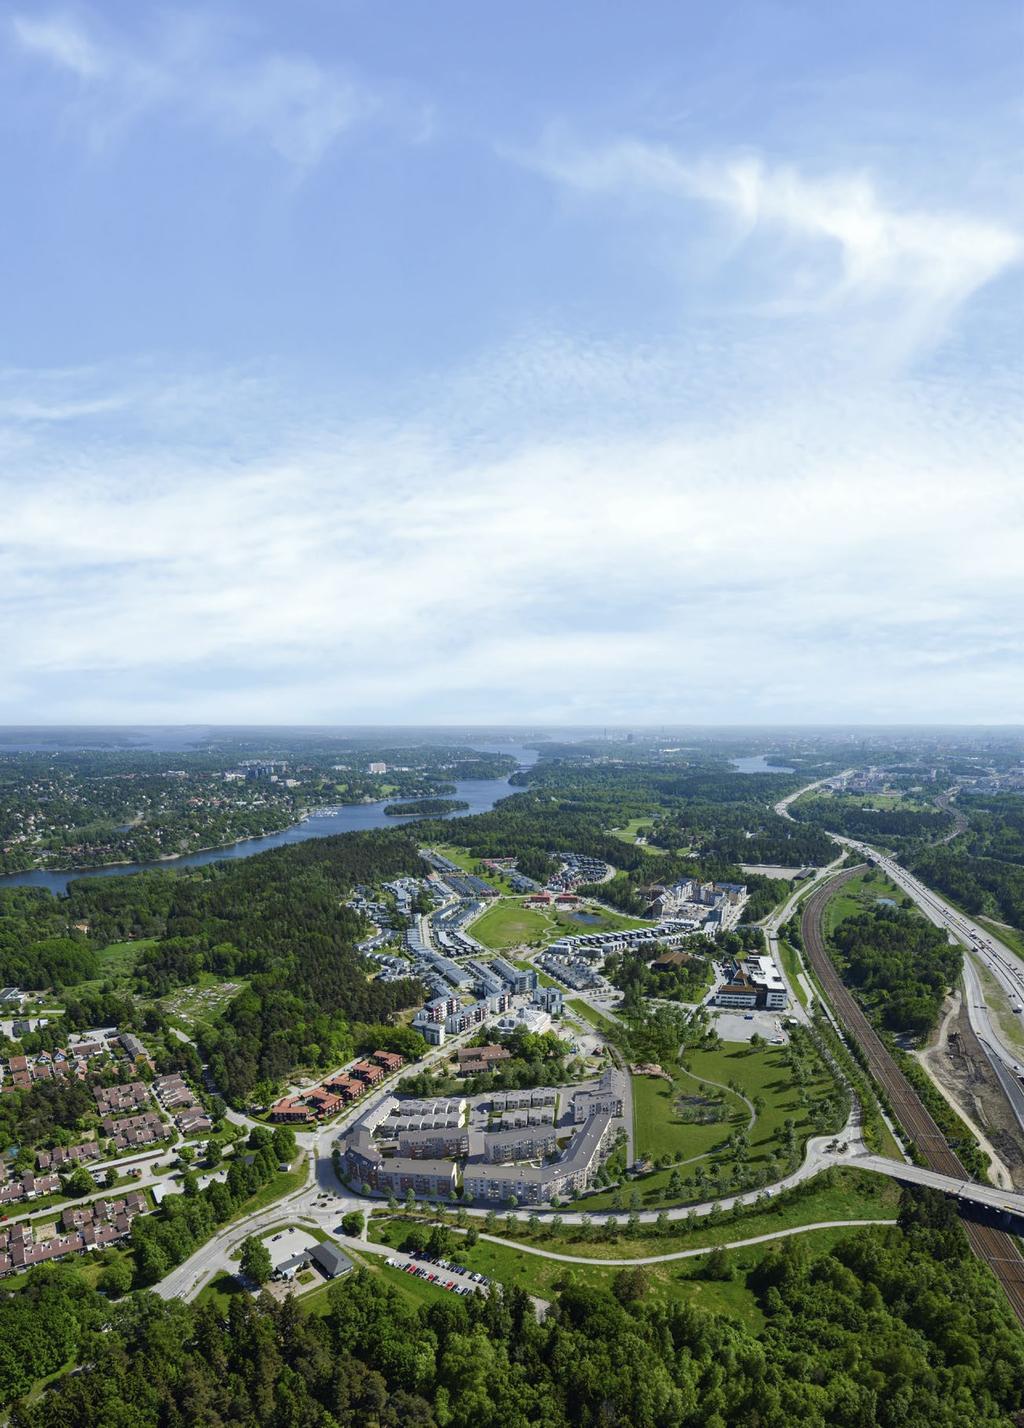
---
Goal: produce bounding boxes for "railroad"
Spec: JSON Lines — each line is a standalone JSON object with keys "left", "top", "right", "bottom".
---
{"left": 800, "top": 867, "right": 1024, "bottom": 1326}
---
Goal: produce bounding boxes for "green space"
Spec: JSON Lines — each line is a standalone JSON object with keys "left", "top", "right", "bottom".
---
{"left": 585, "top": 1039, "right": 841, "bottom": 1210}
{"left": 608, "top": 817, "right": 667, "bottom": 854}
{"left": 224, "top": 1163, "right": 307, "bottom": 1224}
{"left": 777, "top": 938, "right": 808, "bottom": 1009}
{"left": 469, "top": 900, "right": 554, "bottom": 948}
{"left": 366, "top": 1201, "right": 898, "bottom": 1331}
{"left": 567, "top": 999, "right": 619, "bottom": 1035}
{"left": 979, "top": 915, "right": 1024, "bottom": 961}
{"left": 195, "top": 1269, "right": 247, "bottom": 1316}
{"left": 487, "top": 1167, "right": 901, "bottom": 1259}
{"left": 64, "top": 937, "right": 155, "bottom": 994}
{"left": 470, "top": 896, "right": 651, "bottom": 951}
{"left": 823, "top": 866, "right": 908, "bottom": 937}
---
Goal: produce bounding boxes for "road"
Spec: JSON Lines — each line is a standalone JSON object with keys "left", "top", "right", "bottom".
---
{"left": 759, "top": 849, "right": 848, "bottom": 1022}
{"left": 800, "top": 866, "right": 1024, "bottom": 1323}
{"left": 831, "top": 833, "right": 1024, "bottom": 1125}
{"left": 847, "top": 1153, "right": 1024, "bottom": 1219}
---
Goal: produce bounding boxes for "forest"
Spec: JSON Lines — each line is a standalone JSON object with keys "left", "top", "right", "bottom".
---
{"left": 911, "top": 793, "right": 1024, "bottom": 928}
{"left": 829, "top": 904, "right": 961, "bottom": 1037}
{"left": 5, "top": 1187, "right": 1024, "bottom": 1426}
{"left": 790, "top": 793, "right": 952, "bottom": 846}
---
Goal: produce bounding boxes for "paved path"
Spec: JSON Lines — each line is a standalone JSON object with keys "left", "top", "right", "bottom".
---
{"left": 462, "top": 1217, "right": 897, "bottom": 1266}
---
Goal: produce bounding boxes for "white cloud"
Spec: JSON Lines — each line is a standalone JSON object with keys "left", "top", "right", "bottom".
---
{"left": 0, "top": 353, "right": 1021, "bottom": 724}
{"left": 522, "top": 136, "right": 1021, "bottom": 357}
{"left": 7, "top": 8, "right": 403, "bottom": 166}
{"left": 11, "top": 13, "right": 105, "bottom": 78}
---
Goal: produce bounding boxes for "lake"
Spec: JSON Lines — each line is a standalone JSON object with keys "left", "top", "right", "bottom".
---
{"left": 0, "top": 741, "right": 538, "bottom": 896}
{"left": 730, "top": 755, "right": 795, "bottom": 774}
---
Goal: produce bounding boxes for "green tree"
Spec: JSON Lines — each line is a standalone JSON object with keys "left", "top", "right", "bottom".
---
{"left": 240, "top": 1235, "right": 273, "bottom": 1286}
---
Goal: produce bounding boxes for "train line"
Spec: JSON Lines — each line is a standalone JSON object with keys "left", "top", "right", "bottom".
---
{"left": 801, "top": 868, "right": 1024, "bottom": 1326}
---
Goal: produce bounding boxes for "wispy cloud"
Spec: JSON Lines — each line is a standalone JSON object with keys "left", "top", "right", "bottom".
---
{"left": 8, "top": 9, "right": 415, "bottom": 165}
{"left": 1, "top": 351, "right": 1021, "bottom": 724}
{"left": 520, "top": 135, "right": 1021, "bottom": 358}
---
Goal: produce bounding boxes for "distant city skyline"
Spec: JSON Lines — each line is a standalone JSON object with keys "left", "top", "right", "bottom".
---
{"left": 1, "top": 2, "right": 1020, "bottom": 724}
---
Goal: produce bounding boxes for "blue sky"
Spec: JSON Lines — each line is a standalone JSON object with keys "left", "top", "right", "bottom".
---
{"left": 1, "top": 1, "right": 1021, "bottom": 724}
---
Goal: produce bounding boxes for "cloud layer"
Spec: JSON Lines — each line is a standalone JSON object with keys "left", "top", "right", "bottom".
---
{"left": 1, "top": 344, "right": 1021, "bottom": 724}
{"left": 9, "top": 9, "right": 415, "bottom": 165}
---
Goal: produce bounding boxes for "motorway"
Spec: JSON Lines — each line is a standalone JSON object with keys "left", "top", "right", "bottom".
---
{"left": 800, "top": 867, "right": 1024, "bottom": 1323}
{"left": 831, "top": 834, "right": 1024, "bottom": 1133}
{"left": 151, "top": 775, "right": 1024, "bottom": 1313}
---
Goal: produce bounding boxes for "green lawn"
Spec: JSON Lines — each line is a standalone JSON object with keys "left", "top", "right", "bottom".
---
{"left": 196, "top": 1270, "right": 247, "bottom": 1315}
{"left": 585, "top": 1040, "right": 838, "bottom": 1210}
{"left": 607, "top": 818, "right": 667, "bottom": 854}
{"left": 470, "top": 896, "right": 651, "bottom": 951}
{"left": 567, "top": 1000, "right": 619, "bottom": 1035}
{"left": 824, "top": 868, "right": 909, "bottom": 937}
{"left": 64, "top": 938, "right": 155, "bottom": 994}
{"left": 777, "top": 940, "right": 808, "bottom": 1009}
{"left": 470, "top": 901, "right": 555, "bottom": 948}
{"left": 485, "top": 1167, "right": 901, "bottom": 1260}
{"left": 224, "top": 1164, "right": 308, "bottom": 1224}
{"left": 366, "top": 1205, "right": 898, "bottom": 1332}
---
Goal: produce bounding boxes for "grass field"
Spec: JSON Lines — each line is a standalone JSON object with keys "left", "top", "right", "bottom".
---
{"left": 224, "top": 1164, "right": 308, "bottom": 1224}
{"left": 470, "top": 901, "right": 555, "bottom": 948}
{"left": 777, "top": 939, "right": 808, "bottom": 1009}
{"left": 470, "top": 897, "right": 650, "bottom": 951}
{"left": 64, "top": 938, "right": 155, "bottom": 994}
{"left": 607, "top": 817, "right": 667, "bottom": 855}
{"left": 585, "top": 1040, "right": 838, "bottom": 1210}
{"left": 567, "top": 999, "right": 619, "bottom": 1035}
{"left": 366, "top": 1204, "right": 899, "bottom": 1331}
{"left": 824, "top": 867, "right": 908, "bottom": 937}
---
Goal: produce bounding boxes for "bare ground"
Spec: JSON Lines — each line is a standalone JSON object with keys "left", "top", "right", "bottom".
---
{"left": 915, "top": 989, "right": 1024, "bottom": 1190}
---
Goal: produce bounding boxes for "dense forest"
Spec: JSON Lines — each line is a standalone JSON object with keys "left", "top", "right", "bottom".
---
{"left": 790, "top": 793, "right": 952, "bottom": 846}
{"left": 6, "top": 1187, "right": 1024, "bottom": 1426}
{"left": 829, "top": 904, "right": 961, "bottom": 1037}
{"left": 910, "top": 793, "right": 1024, "bottom": 929}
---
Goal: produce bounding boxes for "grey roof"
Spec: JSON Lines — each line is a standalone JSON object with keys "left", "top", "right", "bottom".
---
{"left": 311, "top": 1242, "right": 352, "bottom": 1277}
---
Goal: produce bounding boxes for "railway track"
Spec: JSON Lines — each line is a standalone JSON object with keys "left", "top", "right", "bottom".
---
{"left": 801, "top": 868, "right": 1024, "bottom": 1326}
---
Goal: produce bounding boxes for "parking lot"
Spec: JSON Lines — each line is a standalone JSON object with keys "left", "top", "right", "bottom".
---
{"left": 381, "top": 1246, "right": 490, "bottom": 1299}
{"left": 264, "top": 1226, "right": 318, "bottom": 1270}
{"left": 710, "top": 1007, "right": 791, "bottom": 1044}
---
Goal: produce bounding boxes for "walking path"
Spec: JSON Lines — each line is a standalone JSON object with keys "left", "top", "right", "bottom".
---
{"left": 459, "top": 1217, "right": 897, "bottom": 1267}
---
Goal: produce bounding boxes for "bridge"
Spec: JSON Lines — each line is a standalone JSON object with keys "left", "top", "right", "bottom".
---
{"left": 850, "top": 1154, "right": 1024, "bottom": 1224}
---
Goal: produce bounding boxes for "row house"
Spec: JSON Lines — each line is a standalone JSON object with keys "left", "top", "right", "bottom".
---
{"left": 37, "top": 1141, "right": 100, "bottom": 1171}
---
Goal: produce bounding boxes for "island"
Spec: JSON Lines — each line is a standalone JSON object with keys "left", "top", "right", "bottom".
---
{"left": 383, "top": 797, "right": 470, "bottom": 817}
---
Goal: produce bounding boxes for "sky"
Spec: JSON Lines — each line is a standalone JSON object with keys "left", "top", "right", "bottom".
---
{"left": 1, "top": 1, "right": 1021, "bottom": 726}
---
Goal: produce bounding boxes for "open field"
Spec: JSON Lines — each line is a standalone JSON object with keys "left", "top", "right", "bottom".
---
{"left": 470, "top": 896, "right": 650, "bottom": 951}
{"left": 823, "top": 867, "right": 908, "bottom": 937}
{"left": 585, "top": 1039, "right": 839, "bottom": 1210}
{"left": 777, "top": 939, "right": 808, "bottom": 1009}
{"left": 607, "top": 817, "right": 667, "bottom": 854}
{"left": 63, "top": 938, "right": 155, "bottom": 995}
{"left": 567, "top": 999, "right": 619, "bottom": 1035}
{"left": 366, "top": 1199, "right": 900, "bottom": 1330}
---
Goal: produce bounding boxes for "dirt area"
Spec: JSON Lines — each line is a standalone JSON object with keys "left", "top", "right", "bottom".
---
{"left": 918, "top": 990, "right": 1024, "bottom": 1190}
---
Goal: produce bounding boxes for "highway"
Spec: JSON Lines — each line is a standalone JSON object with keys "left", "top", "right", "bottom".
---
{"left": 800, "top": 868, "right": 1024, "bottom": 1324}
{"left": 832, "top": 833, "right": 1024, "bottom": 1128}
